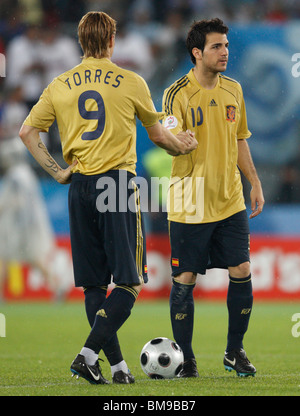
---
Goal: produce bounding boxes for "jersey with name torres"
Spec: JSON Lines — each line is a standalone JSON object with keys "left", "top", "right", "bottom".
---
{"left": 24, "top": 57, "right": 163, "bottom": 175}
{"left": 162, "top": 68, "right": 251, "bottom": 224}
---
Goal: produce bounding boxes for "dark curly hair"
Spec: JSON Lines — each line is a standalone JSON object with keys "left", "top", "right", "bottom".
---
{"left": 186, "top": 18, "right": 229, "bottom": 64}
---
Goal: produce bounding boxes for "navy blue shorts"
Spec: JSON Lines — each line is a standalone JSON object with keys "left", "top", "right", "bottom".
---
{"left": 68, "top": 170, "right": 147, "bottom": 288}
{"left": 169, "top": 210, "right": 250, "bottom": 276}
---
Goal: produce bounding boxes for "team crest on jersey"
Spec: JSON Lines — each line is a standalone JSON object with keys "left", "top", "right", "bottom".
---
{"left": 226, "top": 105, "right": 236, "bottom": 122}
{"left": 164, "top": 115, "right": 178, "bottom": 129}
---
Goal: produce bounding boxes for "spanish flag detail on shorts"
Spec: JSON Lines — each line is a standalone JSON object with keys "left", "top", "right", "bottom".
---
{"left": 144, "top": 265, "right": 148, "bottom": 274}
{"left": 172, "top": 258, "right": 179, "bottom": 267}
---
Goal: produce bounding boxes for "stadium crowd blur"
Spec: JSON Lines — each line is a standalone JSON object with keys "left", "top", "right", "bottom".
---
{"left": 0, "top": 0, "right": 300, "bottom": 204}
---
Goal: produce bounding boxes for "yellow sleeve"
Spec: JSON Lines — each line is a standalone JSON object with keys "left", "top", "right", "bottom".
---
{"left": 237, "top": 87, "right": 251, "bottom": 140}
{"left": 161, "top": 86, "right": 184, "bottom": 136}
{"left": 134, "top": 75, "right": 164, "bottom": 127}
{"left": 23, "top": 83, "right": 56, "bottom": 132}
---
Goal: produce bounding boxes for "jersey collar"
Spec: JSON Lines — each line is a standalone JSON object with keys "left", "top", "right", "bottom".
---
{"left": 188, "top": 68, "right": 220, "bottom": 91}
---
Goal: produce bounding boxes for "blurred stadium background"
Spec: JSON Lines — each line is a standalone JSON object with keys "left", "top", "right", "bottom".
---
{"left": 0, "top": 0, "right": 300, "bottom": 303}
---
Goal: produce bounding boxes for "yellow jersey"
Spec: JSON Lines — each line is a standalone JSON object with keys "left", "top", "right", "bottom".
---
{"left": 24, "top": 57, "right": 163, "bottom": 175}
{"left": 162, "top": 68, "right": 251, "bottom": 224}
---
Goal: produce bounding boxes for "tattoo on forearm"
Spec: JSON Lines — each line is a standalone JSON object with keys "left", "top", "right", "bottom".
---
{"left": 45, "top": 159, "right": 59, "bottom": 173}
{"left": 38, "top": 141, "right": 59, "bottom": 173}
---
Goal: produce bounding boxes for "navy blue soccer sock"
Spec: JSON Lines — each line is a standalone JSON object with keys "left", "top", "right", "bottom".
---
{"left": 84, "top": 286, "right": 107, "bottom": 327}
{"left": 84, "top": 285, "right": 138, "bottom": 355}
{"left": 169, "top": 279, "right": 195, "bottom": 360}
{"left": 226, "top": 274, "right": 253, "bottom": 352}
{"left": 84, "top": 286, "right": 123, "bottom": 366}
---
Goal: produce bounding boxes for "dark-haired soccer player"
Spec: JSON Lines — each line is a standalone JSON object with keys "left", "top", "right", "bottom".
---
{"left": 163, "top": 18, "right": 264, "bottom": 377}
{"left": 19, "top": 11, "right": 197, "bottom": 385}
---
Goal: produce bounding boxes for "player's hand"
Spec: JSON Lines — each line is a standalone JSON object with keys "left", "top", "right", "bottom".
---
{"left": 249, "top": 182, "right": 264, "bottom": 219}
{"left": 56, "top": 159, "right": 78, "bottom": 185}
{"left": 176, "top": 130, "right": 198, "bottom": 155}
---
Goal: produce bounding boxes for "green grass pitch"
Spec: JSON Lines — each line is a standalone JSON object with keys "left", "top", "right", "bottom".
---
{"left": 0, "top": 300, "right": 299, "bottom": 396}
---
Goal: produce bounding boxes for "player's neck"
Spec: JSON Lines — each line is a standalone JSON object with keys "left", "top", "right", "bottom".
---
{"left": 193, "top": 66, "right": 219, "bottom": 90}
{"left": 90, "top": 53, "right": 111, "bottom": 60}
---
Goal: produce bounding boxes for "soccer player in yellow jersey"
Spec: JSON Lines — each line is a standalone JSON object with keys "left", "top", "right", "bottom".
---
{"left": 163, "top": 18, "right": 264, "bottom": 378}
{"left": 19, "top": 11, "right": 197, "bottom": 385}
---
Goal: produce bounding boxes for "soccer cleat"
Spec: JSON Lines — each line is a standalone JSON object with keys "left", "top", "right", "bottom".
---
{"left": 177, "top": 358, "right": 199, "bottom": 378}
{"left": 70, "top": 354, "right": 109, "bottom": 385}
{"left": 112, "top": 370, "right": 135, "bottom": 384}
{"left": 224, "top": 349, "right": 256, "bottom": 377}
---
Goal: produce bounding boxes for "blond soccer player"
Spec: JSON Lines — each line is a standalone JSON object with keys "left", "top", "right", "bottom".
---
{"left": 19, "top": 11, "right": 197, "bottom": 385}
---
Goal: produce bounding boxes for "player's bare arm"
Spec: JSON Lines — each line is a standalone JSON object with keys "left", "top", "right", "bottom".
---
{"left": 19, "top": 124, "right": 77, "bottom": 184}
{"left": 167, "top": 130, "right": 197, "bottom": 156}
{"left": 237, "top": 139, "right": 264, "bottom": 219}
{"left": 146, "top": 122, "right": 197, "bottom": 156}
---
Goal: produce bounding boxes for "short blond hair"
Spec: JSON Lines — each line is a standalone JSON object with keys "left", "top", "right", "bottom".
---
{"left": 78, "top": 11, "right": 116, "bottom": 58}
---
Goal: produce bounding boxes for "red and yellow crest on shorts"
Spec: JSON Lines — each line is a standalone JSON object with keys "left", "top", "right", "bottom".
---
{"left": 172, "top": 258, "right": 179, "bottom": 267}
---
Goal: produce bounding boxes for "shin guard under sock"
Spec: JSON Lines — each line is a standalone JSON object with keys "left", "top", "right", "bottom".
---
{"left": 84, "top": 285, "right": 138, "bottom": 354}
{"left": 84, "top": 286, "right": 107, "bottom": 327}
{"left": 226, "top": 274, "right": 253, "bottom": 351}
{"left": 170, "top": 279, "right": 195, "bottom": 360}
{"left": 84, "top": 286, "right": 123, "bottom": 366}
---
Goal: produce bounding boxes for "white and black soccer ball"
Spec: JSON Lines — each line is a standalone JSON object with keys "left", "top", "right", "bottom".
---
{"left": 140, "top": 337, "right": 184, "bottom": 379}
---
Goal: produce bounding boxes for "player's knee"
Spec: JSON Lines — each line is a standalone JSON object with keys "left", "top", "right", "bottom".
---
{"left": 173, "top": 271, "right": 197, "bottom": 284}
{"left": 171, "top": 275, "right": 195, "bottom": 306}
{"left": 131, "top": 282, "right": 144, "bottom": 294}
{"left": 229, "top": 261, "right": 251, "bottom": 278}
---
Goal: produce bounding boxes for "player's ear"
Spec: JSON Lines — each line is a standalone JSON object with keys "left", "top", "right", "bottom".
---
{"left": 108, "top": 34, "right": 115, "bottom": 58}
{"left": 192, "top": 47, "right": 202, "bottom": 62}
{"left": 109, "top": 34, "right": 115, "bottom": 48}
